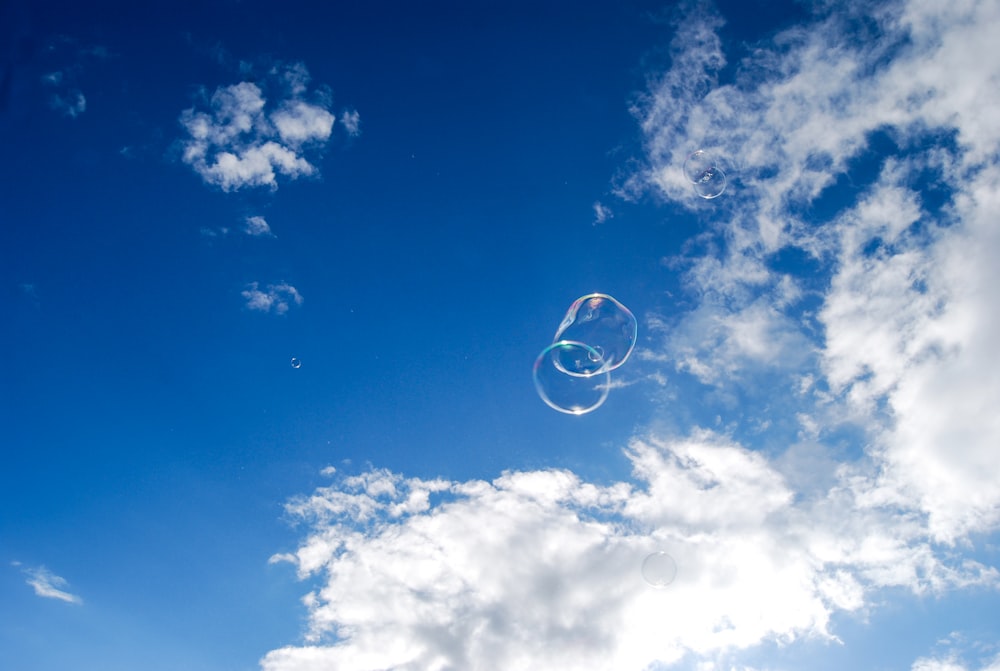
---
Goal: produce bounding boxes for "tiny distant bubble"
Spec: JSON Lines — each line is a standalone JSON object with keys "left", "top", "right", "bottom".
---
{"left": 553, "top": 294, "right": 637, "bottom": 372}
{"left": 290, "top": 357, "right": 302, "bottom": 369}
{"left": 641, "top": 551, "right": 678, "bottom": 588}
{"left": 533, "top": 341, "right": 610, "bottom": 415}
{"left": 683, "top": 150, "right": 727, "bottom": 199}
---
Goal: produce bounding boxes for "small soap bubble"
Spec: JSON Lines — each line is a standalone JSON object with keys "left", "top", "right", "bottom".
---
{"left": 683, "top": 150, "right": 727, "bottom": 199}
{"left": 533, "top": 341, "right": 610, "bottom": 415}
{"left": 290, "top": 357, "right": 302, "bottom": 369}
{"left": 641, "top": 551, "right": 678, "bottom": 588}
{"left": 553, "top": 294, "right": 637, "bottom": 372}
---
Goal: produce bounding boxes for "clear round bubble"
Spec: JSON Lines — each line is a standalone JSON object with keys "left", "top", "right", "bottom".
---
{"left": 290, "top": 357, "right": 302, "bottom": 369}
{"left": 641, "top": 551, "right": 678, "bottom": 588}
{"left": 552, "top": 294, "right": 637, "bottom": 373}
{"left": 533, "top": 341, "right": 610, "bottom": 415}
{"left": 683, "top": 150, "right": 727, "bottom": 199}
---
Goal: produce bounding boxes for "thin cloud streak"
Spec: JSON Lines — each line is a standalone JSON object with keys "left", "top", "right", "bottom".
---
{"left": 23, "top": 565, "right": 83, "bottom": 604}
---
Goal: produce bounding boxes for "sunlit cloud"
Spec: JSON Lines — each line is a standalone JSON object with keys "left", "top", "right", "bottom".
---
{"left": 178, "top": 63, "right": 355, "bottom": 191}
{"left": 264, "top": 433, "right": 996, "bottom": 671}
{"left": 242, "top": 281, "right": 303, "bottom": 315}
{"left": 22, "top": 565, "right": 83, "bottom": 605}
{"left": 626, "top": 0, "right": 1000, "bottom": 544}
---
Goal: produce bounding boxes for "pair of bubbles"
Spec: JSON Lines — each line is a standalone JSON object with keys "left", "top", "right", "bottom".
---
{"left": 533, "top": 293, "right": 637, "bottom": 415}
{"left": 683, "top": 149, "right": 726, "bottom": 199}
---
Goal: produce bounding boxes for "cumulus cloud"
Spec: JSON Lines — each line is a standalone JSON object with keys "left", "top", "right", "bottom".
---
{"left": 178, "top": 63, "right": 354, "bottom": 191}
{"left": 22, "top": 565, "right": 83, "bottom": 604}
{"left": 264, "top": 433, "right": 995, "bottom": 671}
{"left": 265, "top": 0, "right": 1000, "bottom": 668}
{"left": 242, "top": 282, "right": 303, "bottom": 314}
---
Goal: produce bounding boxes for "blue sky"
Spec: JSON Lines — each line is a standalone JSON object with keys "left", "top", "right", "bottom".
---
{"left": 3, "top": 1, "right": 1000, "bottom": 670}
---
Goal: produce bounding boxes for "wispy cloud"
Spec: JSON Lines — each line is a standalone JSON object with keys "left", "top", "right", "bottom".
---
{"left": 244, "top": 215, "right": 274, "bottom": 237}
{"left": 340, "top": 109, "right": 361, "bottom": 137}
{"left": 592, "top": 201, "right": 613, "bottom": 225}
{"left": 21, "top": 565, "right": 83, "bottom": 605}
{"left": 625, "top": 0, "right": 1000, "bottom": 544}
{"left": 912, "top": 652, "right": 1000, "bottom": 671}
{"left": 37, "top": 35, "right": 110, "bottom": 119}
{"left": 178, "top": 63, "right": 354, "bottom": 191}
{"left": 242, "top": 281, "right": 303, "bottom": 314}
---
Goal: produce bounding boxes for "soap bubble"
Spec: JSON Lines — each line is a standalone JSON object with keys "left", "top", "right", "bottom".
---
{"left": 641, "top": 551, "right": 678, "bottom": 588}
{"left": 553, "top": 294, "right": 637, "bottom": 372}
{"left": 533, "top": 341, "right": 610, "bottom": 415}
{"left": 290, "top": 357, "right": 302, "bottom": 369}
{"left": 683, "top": 150, "right": 726, "bottom": 199}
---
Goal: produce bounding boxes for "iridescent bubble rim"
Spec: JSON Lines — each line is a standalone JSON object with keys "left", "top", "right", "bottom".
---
{"left": 533, "top": 340, "right": 611, "bottom": 415}
{"left": 552, "top": 293, "right": 638, "bottom": 373}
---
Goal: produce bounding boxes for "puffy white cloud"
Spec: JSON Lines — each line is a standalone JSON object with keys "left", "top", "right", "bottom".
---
{"left": 263, "top": 432, "right": 995, "bottom": 671}
{"left": 271, "top": 101, "right": 335, "bottom": 146}
{"left": 178, "top": 63, "right": 353, "bottom": 191}
{"left": 242, "top": 282, "right": 303, "bottom": 315}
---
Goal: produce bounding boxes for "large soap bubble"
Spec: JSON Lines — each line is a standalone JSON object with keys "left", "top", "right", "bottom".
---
{"left": 683, "top": 149, "right": 727, "bottom": 199}
{"left": 553, "top": 293, "right": 637, "bottom": 372}
{"left": 641, "top": 551, "right": 678, "bottom": 588}
{"left": 533, "top": 341, "right": 610, "bottom": 415}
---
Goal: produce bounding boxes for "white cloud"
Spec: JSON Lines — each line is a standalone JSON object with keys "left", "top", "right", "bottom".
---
{"left": 264, "top": 432, "right": 995, "bottom": 671}
{"left": 178, "top": 63, "right": 353, "bottom": 191}
{"left": 242, "top": 282, "right": 303, "bottom": 315}
{"left": 627, "top": 0, "right": 1000, "bottom": 544}
{"left": 592, "top": 201, "right": 613, "bottom": 224}
{"left": 912, "top": 652, "right": 1000, "bottom": 671}
{"left": 244, "top": 215, "right": 274, "bottom": 237}
{"left": 271, "top": 101, "right": 335, "bottom": 146}
{"left": 23, "top": 565, "right": 83, "bottom": 605}
{"left": 340, "top": 109, "right": 361, "bottom": 137}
